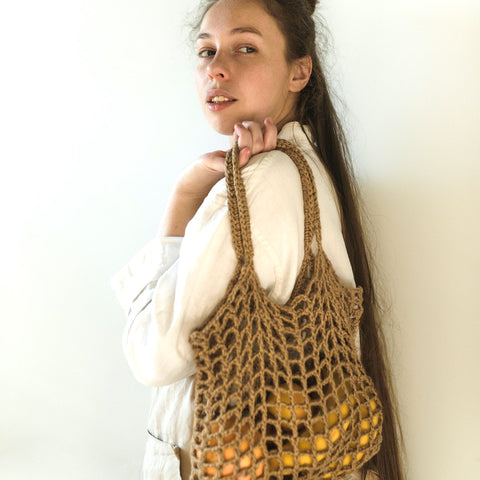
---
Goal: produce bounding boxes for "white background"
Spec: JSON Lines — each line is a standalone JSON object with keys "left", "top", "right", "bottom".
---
{"left": 0, "top": 1, "right": 479, "bottom": 479}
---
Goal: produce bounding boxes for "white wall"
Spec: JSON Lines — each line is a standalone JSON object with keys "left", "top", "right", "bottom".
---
{"left": 0, "top": 1, "right": 478, "bottom": 479}
{"left": 324, "top": 2, "right": 480, "bottom": 478}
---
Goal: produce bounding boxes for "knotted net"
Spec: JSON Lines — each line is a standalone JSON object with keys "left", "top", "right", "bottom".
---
{"left": 189, "top": 140, "right": 382, "bottom": 480}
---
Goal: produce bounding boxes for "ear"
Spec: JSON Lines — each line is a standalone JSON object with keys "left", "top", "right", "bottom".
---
{"left": 289, "top": 56, "right": 312, "bottom": 93}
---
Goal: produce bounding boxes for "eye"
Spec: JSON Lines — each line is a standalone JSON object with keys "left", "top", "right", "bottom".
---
{"left": 198, "top": 48, "right": 216, "bottom": 58}
{"left": 238, "top": 46, "right": 256, "bottom": 54}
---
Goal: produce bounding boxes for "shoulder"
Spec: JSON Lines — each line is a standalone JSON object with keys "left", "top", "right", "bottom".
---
{"left": 240, "top": 121, "right": 327, "bottom": 207}
{"left": 199, "top": 148, "right": 301, "bottom": 214}
{"left": 234, "top": 147, "right": 307, "bottom": 301}
{"left": 242, "top": 150, "right": 303, "bottom": 233}
{"left": 243, "top": 148, "right": 301, "bottom": 186}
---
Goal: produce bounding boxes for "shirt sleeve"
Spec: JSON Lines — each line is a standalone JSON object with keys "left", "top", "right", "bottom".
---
{"left": 111, "top": 146, "right": 358, "bottom": 387}
{"left": 111, "top": 236, "right": 183, "bottom": 314}
{"left": 110, "top": 150, "right": 303, "bottom": 387}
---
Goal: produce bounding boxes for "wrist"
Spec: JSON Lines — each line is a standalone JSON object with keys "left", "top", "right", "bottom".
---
{"left": 175, "top": 160, "right": 224, "bottom": 199}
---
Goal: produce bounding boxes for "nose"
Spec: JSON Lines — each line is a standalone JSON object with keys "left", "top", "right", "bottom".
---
{"left": 206, "top": 53, "right": 229, "bottom": 81}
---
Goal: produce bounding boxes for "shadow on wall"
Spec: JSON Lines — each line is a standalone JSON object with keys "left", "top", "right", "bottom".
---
{"left": 360, "top": 178, "right": 479, "bottom": 479}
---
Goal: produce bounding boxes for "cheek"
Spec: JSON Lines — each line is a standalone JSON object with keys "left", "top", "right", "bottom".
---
{"left": 194, "top": 67, "right": 205, "bottom": 102}
{"left": 249, "top": 69, "right": 289, "bottom": 107}
{"left": 250, "top": 60, "right": 290, "bottom": 91}
{"left": 245, "top": 68, "right": 276, "bottom": 97}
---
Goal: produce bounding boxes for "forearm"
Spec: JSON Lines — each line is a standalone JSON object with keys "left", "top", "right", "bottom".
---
{"left": 158, "top": 190, "right": 207, "bottom": 237}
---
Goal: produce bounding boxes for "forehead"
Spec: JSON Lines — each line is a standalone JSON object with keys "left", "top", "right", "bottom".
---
{"left": 198, "top": 0, "right": 284, "bottom": 42}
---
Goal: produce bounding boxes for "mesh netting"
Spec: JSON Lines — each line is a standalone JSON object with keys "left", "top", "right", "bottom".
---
{"left": 189, "top": 140, "right": 382, "bottom": 480}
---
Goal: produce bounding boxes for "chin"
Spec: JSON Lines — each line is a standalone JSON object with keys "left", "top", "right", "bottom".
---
{"left": 207, "top": 117, "right": 236, "bottom": 136}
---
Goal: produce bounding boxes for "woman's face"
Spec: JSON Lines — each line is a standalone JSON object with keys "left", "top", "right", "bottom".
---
{"left": 195, "top": 0, "right": 299, "bottom": 135}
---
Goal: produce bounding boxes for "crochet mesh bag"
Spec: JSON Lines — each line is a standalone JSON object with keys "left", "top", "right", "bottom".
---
{"left": 189, "top": 140, "right": 383, "bottom": 480}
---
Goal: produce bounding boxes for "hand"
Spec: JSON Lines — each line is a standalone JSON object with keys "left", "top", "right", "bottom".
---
{"left": 176, "top": 117, "right": 278, "bottom": 198}
{"left": 233, "top": 117, "right": 278, "bottom": 167}
{"left": 158, "top": 151, "right": 227, "bottom": 237}
{"left": 181, "top": 150, "right": 228, "bottom": 195}
{"left": 158, "top": 118, "right": 278, "bottom": 237}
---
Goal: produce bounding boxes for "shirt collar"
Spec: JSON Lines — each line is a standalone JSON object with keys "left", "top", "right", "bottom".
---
{"left": 278, "top": 121, "right": 313, "bottom": 148}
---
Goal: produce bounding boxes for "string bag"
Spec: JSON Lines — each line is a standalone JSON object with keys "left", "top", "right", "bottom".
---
{"left": 189, "top": 139, "right": 383, "bottom": 480}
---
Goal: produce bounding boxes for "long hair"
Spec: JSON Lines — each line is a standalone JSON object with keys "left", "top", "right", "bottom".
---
{"left": 193, "top": 1, "right": 405, "bottom": 479}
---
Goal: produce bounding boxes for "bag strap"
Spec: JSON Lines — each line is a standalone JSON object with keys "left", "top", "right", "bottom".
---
{"left": 225, "top": 139, "right": 323, "bottom": 272}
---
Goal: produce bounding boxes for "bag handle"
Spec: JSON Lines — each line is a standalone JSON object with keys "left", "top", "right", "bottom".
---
{"left": 225, "top": 139, "right": 323, "bottom": 270}
{"left": 224, "top": 142, "right": 255, "bottom": 264}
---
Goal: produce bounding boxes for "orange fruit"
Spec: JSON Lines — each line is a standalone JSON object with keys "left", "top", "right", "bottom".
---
{"left": 299, "top": 439, "right": 311, "bottom": 451}
{"left": 207, "top": 437, "right": 218, "bottom": 448}
{"left": 328, "top": 461, "right": 338, "bottom": 470}
{"left": 205, "top": 465, "right": 216, "bottom": 476}
{"left": 237, "top": 461, "right": 264, "bottom": 479}
{"left": 330, "top": 427, "right": 340, "bottom": 443}
{"left": 361, "top": 420, "right": 371, "bottom": 432}
{"left": 253, "top": 446, "right": 264, "bottom": 460}
{"left": 239, "top": 454, "right": 251, "bottom": 469}
{"left": 223, "top": 446, "right": 235, "bottom": 461}
{"left": 240, "top": 438, "right": 249, "bottom": 453}
{"left": 299, "top": 453, "right": 313, "bottom": 465}
{"left": 315, "top": 435, "right": 328, "bottom": 451}
{"left": 221, "top": 463, "right": 234, "bottom": 476}
{"left": 327, "top": 412, "right": 338, "bottom": 427}
{"left": 267, "top": 383, "right": 308, "bottom": 420}
{"left": 205, "top": 451, "right": 219, "bottom": 463}
{"left": 282, "top": 452, "right": 294, "bottom": 467}
{"left": 340, "top": 402, "right": 350, "bottom": 418}
{"left": 360, "top": 434, "right": 369, "bottom": 447}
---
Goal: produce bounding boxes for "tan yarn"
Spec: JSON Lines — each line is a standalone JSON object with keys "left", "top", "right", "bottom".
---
{"left": 189, "top": 140, "right": 383, "bottom": 480}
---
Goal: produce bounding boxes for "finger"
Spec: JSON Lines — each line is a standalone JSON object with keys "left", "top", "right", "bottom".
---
{"left": 233, "top": 123, "right": 248, "bottom": 150}
{"left": 263, "top": 118, "right": 278, "bottom": 151}
{"left": 234, "top": 123, "right": 253, "bottom": 153}
{"left": 241, "top": 121, "right": 265, "bottom": 155}
{"left": 238, "top": 147, "right": 252, "bottom": 167}
{"left": 232, "top": 125, "right": 240, "bottom": 145}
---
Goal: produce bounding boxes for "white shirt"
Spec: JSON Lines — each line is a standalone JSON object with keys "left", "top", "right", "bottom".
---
{"left": 111, "top": 121, "right": 358, "bottom": 479}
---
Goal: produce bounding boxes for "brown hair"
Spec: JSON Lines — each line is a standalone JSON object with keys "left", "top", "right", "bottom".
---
{"left": 192, "top": 1, "right": 405, "bottom": 479}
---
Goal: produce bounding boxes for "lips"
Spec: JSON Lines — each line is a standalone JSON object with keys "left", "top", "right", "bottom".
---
{"left": 205, "top": 89, "right": 237, "bottom": 112}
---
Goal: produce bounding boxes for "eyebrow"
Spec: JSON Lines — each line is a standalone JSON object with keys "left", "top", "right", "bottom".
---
{"left": 197, "top": 26, "right": 263, "bottom": 40}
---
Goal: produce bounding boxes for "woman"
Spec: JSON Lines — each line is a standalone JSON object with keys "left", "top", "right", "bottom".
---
{"left": 112, "top": 1, "right": 405, "bottom": 479}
